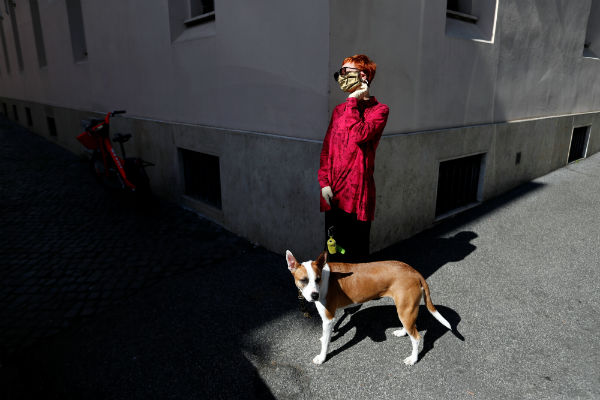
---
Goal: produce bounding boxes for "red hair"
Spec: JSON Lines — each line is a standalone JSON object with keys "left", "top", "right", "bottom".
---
{"left": 343, "top": 54, "right": 377, "bottom": 83}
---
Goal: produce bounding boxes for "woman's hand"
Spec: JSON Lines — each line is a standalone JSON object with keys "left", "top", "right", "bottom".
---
{"left": 321, "top": 186, "right": 333, "bottom": 206}
{"left": 349, "top": 82, "right": 369, "bottom": 100}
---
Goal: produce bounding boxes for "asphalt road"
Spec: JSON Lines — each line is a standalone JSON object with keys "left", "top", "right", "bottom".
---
{"left": 1, "top": 116, "right": 599, "bottom": 399}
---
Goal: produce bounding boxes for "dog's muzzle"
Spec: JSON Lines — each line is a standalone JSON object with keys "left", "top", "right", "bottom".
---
{"left": 311, "top": 292, "right": 319, "bottom": 301}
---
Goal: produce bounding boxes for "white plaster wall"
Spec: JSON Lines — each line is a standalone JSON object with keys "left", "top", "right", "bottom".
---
{"left": 329, "top": 0, "right": 600, "bottom": 135}
{"left": 0, "top": 0, "right": 330, "bottom": 139}
{"left": 3, "top": 1, "right": 599, "bottom": 139}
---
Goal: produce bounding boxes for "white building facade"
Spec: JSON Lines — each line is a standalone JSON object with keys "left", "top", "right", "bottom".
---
{"left": 1, "top": 0, "right": 599, "bottom": 257}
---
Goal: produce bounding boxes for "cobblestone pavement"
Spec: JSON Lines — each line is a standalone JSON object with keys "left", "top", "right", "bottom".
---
{"left": 2, "top": 115, "right": 599, "bottom": 400}
{"left": 0, "top": 115, "right": 255, "bottom": 358}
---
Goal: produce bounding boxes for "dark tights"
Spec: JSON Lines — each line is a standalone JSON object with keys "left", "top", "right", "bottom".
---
{"left": 324, "top": 207, "right": 371, "bottom": 263}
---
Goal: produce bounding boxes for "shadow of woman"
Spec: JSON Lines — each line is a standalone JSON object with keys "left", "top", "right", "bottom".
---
{"left": 371, "top": 231, "right": 478, "bottom": 279}
{"left": 327, "top": 304, "right": 464, "bottom": 363}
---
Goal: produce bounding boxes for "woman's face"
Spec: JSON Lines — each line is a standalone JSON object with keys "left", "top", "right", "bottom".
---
{"left": 341, "top": 61, "right": 368, "bottom": 88}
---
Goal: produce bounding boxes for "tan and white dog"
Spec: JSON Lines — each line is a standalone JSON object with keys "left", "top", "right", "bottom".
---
{"left": 286, "top": 250, "right": 451, "bottom": 365}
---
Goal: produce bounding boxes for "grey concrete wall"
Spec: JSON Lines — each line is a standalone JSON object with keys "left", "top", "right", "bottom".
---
{"left": 0, "top": 97, "right": 325, "bottom": 258}
{"left": 371, "top": 111, "right": 600, "bottom": 252}
{"left": 3, "top": 96, "right": 598, "bottom": 256}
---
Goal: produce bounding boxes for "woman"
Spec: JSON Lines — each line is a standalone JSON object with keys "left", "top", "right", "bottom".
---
{"left": 318, "top": 54, "right": 389, "bottom": 262}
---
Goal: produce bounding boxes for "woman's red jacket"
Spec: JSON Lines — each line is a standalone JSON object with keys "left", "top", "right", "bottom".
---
{"left": 318, "top": 96, "right": 389, "bottom": 221}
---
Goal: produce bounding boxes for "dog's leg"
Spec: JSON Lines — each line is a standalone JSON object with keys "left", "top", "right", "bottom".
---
{"left": 313, "top": 317, "right": 334, "bottom": 365}
{"left": 314, "top": 303, "right": 334, "bottom": 365}
{"left": 395, "top": 296, "right": 421, "bottom": 366}
{"left": 392, "top": 327, "right": 407, "bottom": 337}
{"left": 404, "top": 333, "right": 420, "bottom": 366}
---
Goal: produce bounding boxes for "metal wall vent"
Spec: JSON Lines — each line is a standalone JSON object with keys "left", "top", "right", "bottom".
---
{"left": 568, "top": 126, "right": 589, "bottom": 163}
{"left": 47, "top": 116, "right": 57, "bottom": 136}
{"left": 180, "top": 148, "right": 222, "bottom": 209}
{"left": 435, "top": 153, "right": 485, "bottom": 218}
{"left": 25, "top": 107, "right": 33, "bottom": 126}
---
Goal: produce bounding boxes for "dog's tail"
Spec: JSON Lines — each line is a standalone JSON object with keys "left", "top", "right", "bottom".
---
{"left": 420, "top": 277, "right": 451, "bottom": 330}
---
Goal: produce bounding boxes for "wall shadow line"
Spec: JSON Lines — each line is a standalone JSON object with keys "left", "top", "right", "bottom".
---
{"left": 372, "top": 181, "right": 546, "bottom": 279}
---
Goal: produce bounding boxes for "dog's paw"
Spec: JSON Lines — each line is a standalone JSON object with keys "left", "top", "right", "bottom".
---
{"left": 393, "top": 328, "right": 407, "bottom": 337}
{"left": 403, "top": 355, "right": 417, "bottom": 366}
{"left": 312, "top": 354, "right": 326, "bottom": 365}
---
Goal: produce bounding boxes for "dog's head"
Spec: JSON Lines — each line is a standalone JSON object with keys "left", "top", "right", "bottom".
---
{"left": 286, "top": 250, "right": 327, "bottom": 302}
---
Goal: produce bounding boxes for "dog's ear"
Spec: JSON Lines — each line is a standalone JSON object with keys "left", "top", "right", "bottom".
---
{"left": 286, "top": 250, "right": 298, "bottom": 272}
{"left": 316, "top": 251, "right": 328, "bottom": 269}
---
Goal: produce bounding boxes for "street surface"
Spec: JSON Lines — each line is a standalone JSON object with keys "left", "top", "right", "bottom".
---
{"left": 1, "top": 116, "right": 599, "bottom": 399}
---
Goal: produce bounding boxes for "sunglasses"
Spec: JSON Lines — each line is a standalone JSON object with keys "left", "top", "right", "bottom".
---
{"left": 333, "top": 67, "right": 361, "bottom": 81}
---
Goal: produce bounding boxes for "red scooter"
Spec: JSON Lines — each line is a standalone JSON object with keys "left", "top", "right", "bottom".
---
{"left": 77, "top": 110, "right": 153, "bottom": 196}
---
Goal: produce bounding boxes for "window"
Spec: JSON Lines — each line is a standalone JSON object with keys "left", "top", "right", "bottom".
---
{"left": 7, "top": 1, "right": 23, "bottom": 71}
{"left": 66, "top": 0, "right": 88, "bottom": 62}
{"left": 583, "top": 0, "right": 600, "bottom": 59}
{"left": 47, "top": 116, "right": 57, "bottom": 136}
{"left": 25, "top": 107, "right": 32, "bottom": 126}
{"left": 185, "top": 0, "right": 215, "bottom": 26}
{"left": 12, "top": 104, "right": 18, "bottom": 121}
{"left": 29, "top": 0, "right": 47, "bottom": 67}
{"left": 168, "top": 0, "right": 216, "bottom": 42}
{"left": 180, "top": 148, "right": 222, "bottom": 209}
{"left": 190, "top": 0, "right": 214, "bottom": 16}
{"left": 447, "top": 0, "right": 478, "bottom": 24}
{"left": 568, "top": 126, "right": 590, "bottom": 163}
{"left": 2, "top": 102, "right": 7, "bottom": 116}
{"left": 0, "top": 19, "right": 9, "bottom": 74}
{"left": 435, "top": 153, "right": 485, "bottom": 218}
{"left": 445, "top": 0, "right": 498, "bottom": 43}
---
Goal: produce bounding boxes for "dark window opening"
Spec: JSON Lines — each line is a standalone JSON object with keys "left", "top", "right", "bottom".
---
{"left": 436, "top": 153, "right": 484, "bottom": 217}
{"left": 583, "top": 0, "right": 600, "bottom": 58}
{"left": 66, "top": 0, "right": 88, "bottom": 61}
{"left": 8, "top": 2, "right": 24, "bottom": 71}
{"left": 0, "top": 20, "right": 10, "bottom": 74}
{"left": 181, "top": 148, "right": 222, "bottom": 209}
{"left": 185, "top": 0, "right": 215, "bottom": 26}
{"left": 25, "top": 107, "right": 32, "bottom": 126}
{"left": 12, "top": 104, "right": 18, "bottom": 121}
{"left": 568, "top": 126, "right": 589, "bottom": 163}
{"left": 47, "top": 116, "right": 57, "bottom": 136}
{"left": 3, "top": 102, "right": 8, "bottom": 116}
{"left": 447, "top": 0, "right": 478, "bottom": 23}
{"left": 30, "top": 0, "right": 47, "bottom": 67}
{"left": 190, "top": 0, "right": 214, "bottom": 17}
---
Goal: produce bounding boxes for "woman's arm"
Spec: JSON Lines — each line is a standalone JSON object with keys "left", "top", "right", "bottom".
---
{"left": 318, "top": 113, "right": 336, "bottom": 188}
{"left": 343, "top": 98, "right": 389, "bottom": 144}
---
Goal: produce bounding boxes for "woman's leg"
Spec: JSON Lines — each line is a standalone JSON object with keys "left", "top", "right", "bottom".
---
{"left": 351, "top": 218, "right": 371, "bottom": 263}
{"left": 325, "top": 207, "right": 371, "bottom": 263}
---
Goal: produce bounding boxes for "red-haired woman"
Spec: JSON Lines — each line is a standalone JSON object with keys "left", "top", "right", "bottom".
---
{"left": 318, "top": 54, "right": 389, "bottom": 262}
